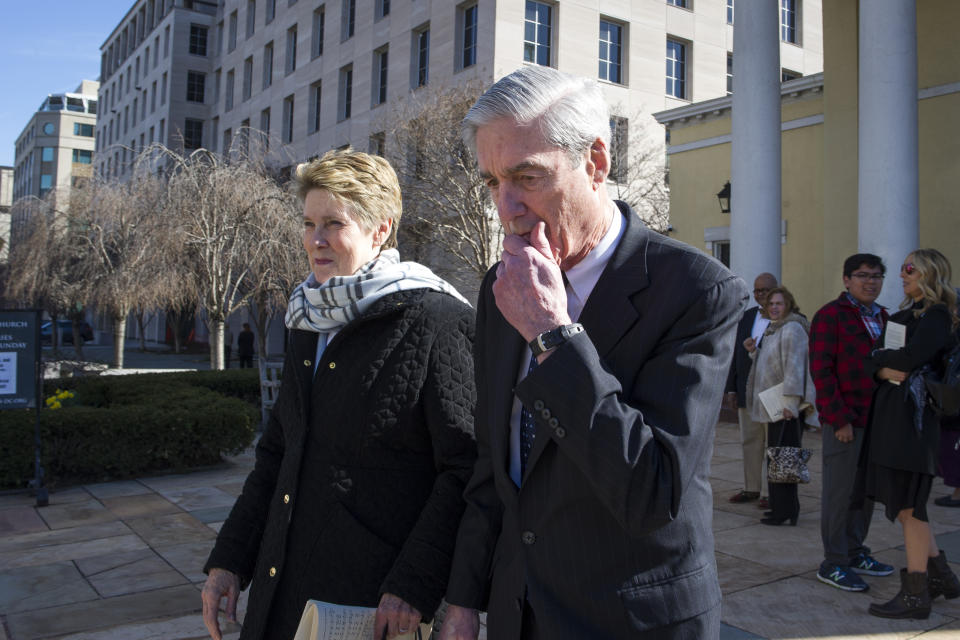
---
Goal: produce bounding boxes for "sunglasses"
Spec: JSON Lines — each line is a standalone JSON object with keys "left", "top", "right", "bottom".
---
{"left": 900, "top": 263, "right": 916, "bottom": 275}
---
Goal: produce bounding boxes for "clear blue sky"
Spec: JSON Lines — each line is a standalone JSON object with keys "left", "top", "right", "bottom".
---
{"left": 0, "top": 0, "right": 135, "bottom": 167}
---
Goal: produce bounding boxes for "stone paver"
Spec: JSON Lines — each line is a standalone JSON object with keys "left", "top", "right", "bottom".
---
{"left": 155, "top": 541, "right": 216, "bottom": 583}
{"left": 155, "top": 487, "right": 237, "bottom": 512}
{"left": 125, "top": 513, "right": 216, "bottom": 548}
{"left": 82, "top": 481, "right": 152, "bottom": 500}
{"left": 0, "top": 506, "right": 48, "bottom": 536}
{"left": 36, "top": 500, "right": 118, "bottom": 531}
{"left": 0, "top": 562, "right": 98, "bottom": 614}
{"left": 100, "top": 494, "right": 181, "bottom": 519}
{"left": 76, "top": 549, "right": 188, "bottom": 598}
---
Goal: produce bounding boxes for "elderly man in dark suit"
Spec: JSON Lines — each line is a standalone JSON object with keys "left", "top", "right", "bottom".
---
{"left": 439, "top": 66, "right": 748, "bottom": 640}
{"left": 724, "top": 272, "right": 777, "bottom": 506}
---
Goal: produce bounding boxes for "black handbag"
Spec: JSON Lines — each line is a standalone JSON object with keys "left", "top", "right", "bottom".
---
{"left": 766, "top": 419, "right": 811, "bottom": 484}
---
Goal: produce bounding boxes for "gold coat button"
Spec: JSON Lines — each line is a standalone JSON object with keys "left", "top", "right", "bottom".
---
{"left": 329, "top": 362, "right": 336, "bottom": 369}
{"left": 303, "top": 360, "right": 311, "bottom": 367}
{"left": 269, "top": 567, "right": 277, "bottom": 577}
{"left": 283, "top": 494, "right": 290, "bottom": 504}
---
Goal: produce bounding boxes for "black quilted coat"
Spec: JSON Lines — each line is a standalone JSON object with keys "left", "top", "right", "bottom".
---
{"left": 204, "top": 289, "right": 477, "bottom": 640}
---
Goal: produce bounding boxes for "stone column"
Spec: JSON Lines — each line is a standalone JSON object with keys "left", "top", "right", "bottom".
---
{"left": 730, "top": 0, "right": 782, "bottom": 283}
{"left": 859, "top": 0, "right": 918, "bottom": 309}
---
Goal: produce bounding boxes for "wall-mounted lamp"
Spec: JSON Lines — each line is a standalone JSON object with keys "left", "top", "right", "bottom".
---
{"left": 717, "top": 181, "right": 731, "bottom": 213}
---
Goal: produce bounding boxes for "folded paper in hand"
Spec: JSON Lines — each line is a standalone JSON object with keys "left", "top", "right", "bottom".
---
{"left": 758, "top": 382, "right": 785, "bottom": 422}
{"left": 293, "top": 600, "right": 432, "bottom": 640}
{"left": 884, "top": 321, "right": 907, "bottom": 386}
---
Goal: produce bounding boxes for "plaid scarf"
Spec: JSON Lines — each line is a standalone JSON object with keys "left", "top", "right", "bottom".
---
{"left": 285, "top": 248, "right": 469, "bottom": 333}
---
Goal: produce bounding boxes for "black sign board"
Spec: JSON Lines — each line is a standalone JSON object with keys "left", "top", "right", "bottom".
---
{"left": 0, "top": 310, "right": 40, "bottom": 410}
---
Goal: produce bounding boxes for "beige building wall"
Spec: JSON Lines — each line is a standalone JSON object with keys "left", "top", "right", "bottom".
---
{"left": 658, "top": 0, "right": 960, "bottom": 314}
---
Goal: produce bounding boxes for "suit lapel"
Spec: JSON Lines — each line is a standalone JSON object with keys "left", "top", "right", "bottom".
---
{"left": 522, "top": 203, "right": 649, "bottom": 480}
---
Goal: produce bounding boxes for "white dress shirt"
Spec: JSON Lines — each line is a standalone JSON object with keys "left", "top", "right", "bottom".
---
{"left": 508, "top": 205, "right": 625, "bottom": 486}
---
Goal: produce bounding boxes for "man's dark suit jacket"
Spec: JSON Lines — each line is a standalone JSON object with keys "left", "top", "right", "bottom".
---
{"left": 446, "top": 202, "right": 749, "bottom": 639}
{"left": 725, "top": 306, "right": 761, "bottom": 408}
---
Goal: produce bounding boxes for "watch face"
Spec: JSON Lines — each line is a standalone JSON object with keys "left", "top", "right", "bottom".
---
{"left": 43, "top": 123, "right": 55, "bottom": 135}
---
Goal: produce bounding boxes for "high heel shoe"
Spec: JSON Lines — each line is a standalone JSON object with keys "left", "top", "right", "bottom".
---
{"left": 760, "top": 515, "right": 797, "bottom": 526}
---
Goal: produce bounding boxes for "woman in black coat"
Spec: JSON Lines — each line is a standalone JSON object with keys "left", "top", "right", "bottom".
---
{"left": 201, "top": 150, "right": 477, "bottom": 640}
{"left": 861, "top": 248, "right": 960, "bottom": 619}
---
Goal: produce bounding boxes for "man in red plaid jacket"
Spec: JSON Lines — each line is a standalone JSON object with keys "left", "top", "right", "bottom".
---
{"left": 811, "top": 253, "right": 894, "bottom": 592}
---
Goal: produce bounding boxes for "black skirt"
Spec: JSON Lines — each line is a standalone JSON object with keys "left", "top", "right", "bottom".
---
{"left": 860, "top": 462, "right": 934, "bottom": 523}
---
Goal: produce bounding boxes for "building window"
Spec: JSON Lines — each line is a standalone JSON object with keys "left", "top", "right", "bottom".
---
{"left": 666, "top": 0, "right": 687, "bottom": 7}
{"left": 247, "top": 0, "right": 256, "bottom": 38}
{"left": 266, "top": 0, "right": 276, "bottom": 24}
{"left": 159, "top": 119, "right": 165, "bottom": 144}
{"left": 40, "top": 174, "right": 52, "bottom": 194}
{"left": 598, "top": 20, "right": 623, "bottom": 84}
{"left": 228, "top": 10, "right": 238, "bottom": 52}
{"left": 414, "top": 27, "right": 430, "bottom": 87}
{"left": 211, "top": 118, "right": 219, "bottom": 152}
{"left": 375, "top": 0, "right": 389, "bottom": 21}
{"left": 72, "top": 149, "right": 92, "bottom": 164}
{"left": 164, "top": 25, "right": 170, "bottom": 57}
{"left": 609, "top": 116, "right": 628, "bottom": 183}
{"left": 282, "top": 94, "right": 295, "bottom": 143}
{"left": 341, "top": 0, "right": 355, "bottom": 41}
{"left": 459, "top": 4, "right": 477, "bottom": 70}
{"left": 161, "top": 72, "right": 168, "bottom": 105}
{"left": 260, "top": 107, "right": 271, "bottom": 150}
{"left": 312, "top": 6, "right": 325, "bottom": 58}
{"left": 309, "top": 80, "right": 322, "bottom": 133}
{"left": 726, "top": 52, "right": 733, "bottom": 94}
{"left": 74, "top": 123, "right": 95, "bottom": 137}
{"left": 373, "top": 47, "right": 388, "bottom": 106}
{"left": 286, "top": 25, "right": 298, "bottom": 75}
{"left": 781, "top": 0, "right": 798, "bottom": 44}
{"left": 243, "top": 57, "right": 253, "bottom": 100}
{"left": 369, "top": 131, "right": 385, "bottom": 156}
{"left": 263, "top": 42, "right": 274, "bottom": 88}
{"left": 190, "top": 24, "right": 208, "bottom": 55}
{"left": 666, "top": 38, "right": 687, "bottom": 99}
{"left": 727, "top": 0, "right": 734, "bottom": 24}
{"left": 184, "top": 118, "right": 203, "bottom": 150}
{"left": 338, "top": 65, "right": 352, "bottom": 121}
{"left": 41, "top": 147, "right": 54, "bottom": 162}
{"left": 187, "top": 71, "right": 206, "bottom": 103}
{"left": 524, "top": 1, "right": 553, "bottom": 67}
{"left": 781, "top": 69, "right": 801, "bottom": 82}
{"left": 223, "top": 128, "right": 232, "bottom": 154}
{"left": 225, "top": 69, "right": 235, "bottom": 111}
{"left": 212, "top": 72, "right": 219, "bottom": 106}
{"left": 216, "top": 21, "right": 224, "bottom": 54}
{"left": 713, "top": 240, "right": 730, "bottom": 267}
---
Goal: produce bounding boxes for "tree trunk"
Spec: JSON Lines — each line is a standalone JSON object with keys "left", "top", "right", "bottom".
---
{"left": 70, "top": 318, "right": 85, "bottom": 361}
{"left": 135, "top": 308, "right": 149, "bottom": 351}
{"left": 209, "top": 318, "right": 225, "bottom": 370}
{"left": 111, "top": 313, "right": 127, "bottom": 368}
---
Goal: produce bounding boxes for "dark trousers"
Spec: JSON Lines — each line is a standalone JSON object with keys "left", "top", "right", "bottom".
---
{"left": 768, "top": 418, "right": 802, "bottom": 520}
{"left": 821, "top": 425, "right": 873, "bottom": 566}
{"left": 520, "top": 601, "right": 720, "bottom": 640}
{"left": 238, "top": 354, "right": 253, "bottom": 368}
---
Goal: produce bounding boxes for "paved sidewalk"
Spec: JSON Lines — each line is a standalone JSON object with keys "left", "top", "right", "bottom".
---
{"left": 3, "top": 421, "right": 960, "bottom": 639}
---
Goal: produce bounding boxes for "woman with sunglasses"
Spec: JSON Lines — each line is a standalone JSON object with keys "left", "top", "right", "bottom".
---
{"left": 860, "top": 249, "right": 960, "bottom": 619}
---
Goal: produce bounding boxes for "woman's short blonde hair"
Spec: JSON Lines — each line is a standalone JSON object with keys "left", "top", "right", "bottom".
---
{"left": 295, "top": 149, "right": 402, "bottom": 249}
{"left": 762, "top": 286, "right": 801, "bottom": 318}
{"left": 903, "top": 248, "right": 959, "bottom": 327}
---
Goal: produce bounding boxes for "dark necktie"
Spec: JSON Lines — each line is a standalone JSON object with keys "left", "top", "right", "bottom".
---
{"left": 519, "top": 351, "right": 538, "bottom": 479}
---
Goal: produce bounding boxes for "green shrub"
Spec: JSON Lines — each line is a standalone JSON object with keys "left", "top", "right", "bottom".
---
{"left": 1, "top": 372, "right": 259, "bottom": 489}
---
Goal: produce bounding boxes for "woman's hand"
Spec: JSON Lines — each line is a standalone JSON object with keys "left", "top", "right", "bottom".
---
{"left": 782, "top": 408, "right": 795, "bottom": 420}
{"left": 374, "top": 593, "right": 422, "bottom": 639}
{"left": 878, "top": 367, "right": 908, "bottom": 383}
{"left": 743, "top": 337, "right": 757, "bottom": 353}
{"left": 201, "top": 568, "right": 240, "bottom": 640}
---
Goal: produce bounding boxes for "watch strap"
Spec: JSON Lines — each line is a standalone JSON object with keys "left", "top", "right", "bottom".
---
{"left": 529, "top": 323, "right": 584, "bottom": 357}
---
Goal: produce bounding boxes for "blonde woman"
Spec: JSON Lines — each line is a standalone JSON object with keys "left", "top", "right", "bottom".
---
{"left": 861, "top": 248, "right": 960, "bottom": 619}
{"left": 201, "top": 150, "right": 477, "bottom": 640}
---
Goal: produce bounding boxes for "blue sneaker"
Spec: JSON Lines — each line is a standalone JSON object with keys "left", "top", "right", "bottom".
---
{"left": 849, "top": 553, "right": 895, "bottom": 577}
{"left": 817, "top": 564, "right": 869, "bottom": 592}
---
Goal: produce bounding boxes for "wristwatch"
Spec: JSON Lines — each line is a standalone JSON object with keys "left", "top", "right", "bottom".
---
{"left": 529, "top": 323, "right": 584, "bottom": 357}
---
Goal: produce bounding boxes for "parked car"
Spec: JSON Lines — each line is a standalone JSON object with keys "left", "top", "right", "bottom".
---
{"left": 40, "top": 320, "right": 94, "bottom": 344}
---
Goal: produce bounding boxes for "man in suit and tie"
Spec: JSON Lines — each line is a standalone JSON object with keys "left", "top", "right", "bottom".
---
{"left": 724, "top": 272, "right": 778, "bottom": 506}
{"left": 439, "top": 66, "right": 748, "bottom": 640}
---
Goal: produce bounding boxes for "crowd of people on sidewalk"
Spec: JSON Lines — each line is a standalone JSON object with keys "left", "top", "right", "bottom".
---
{"left": 725, "top": 251, "right": 960, "bottom": 621}
{"left": 195, "top": 64, "right": 960, "bottom": 640}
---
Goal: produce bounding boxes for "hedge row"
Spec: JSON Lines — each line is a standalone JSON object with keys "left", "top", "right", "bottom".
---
{"left": 0, "top": 370, "right": 260, "bottom": 489}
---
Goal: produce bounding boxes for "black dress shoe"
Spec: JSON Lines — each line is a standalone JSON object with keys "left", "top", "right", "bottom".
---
{"left": 934, "top": 495, "right": 960, "bottom": 507}
{"left": 760, "top": 515, "right": 797, "bottom": 526}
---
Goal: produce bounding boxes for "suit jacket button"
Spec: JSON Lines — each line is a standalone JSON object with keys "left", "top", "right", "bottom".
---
{"left": 329, "top": 362, "right": 336, "bottom": 369}
{"left": 533, "top": 400, "right": 545, "bottom": 411}
{"left": 303, "top": 360, "right": 311, "bottom": 367}
{"left": 548, "top": 417, "right": 559, "bottom": 428}
{"left": 521, "top": 531, "right": 536, "bottom": 545}
{"left": 269, "top": 567, "right": 277, "bottom": 577}
{"left": 283, "top": 494, "right": 290, "bottom": 504}
{"left": 540, "top": 408, "right": 551, "bottom": 419}
{"left": 555, "top": 427, "right": 566, "bottom": 438}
